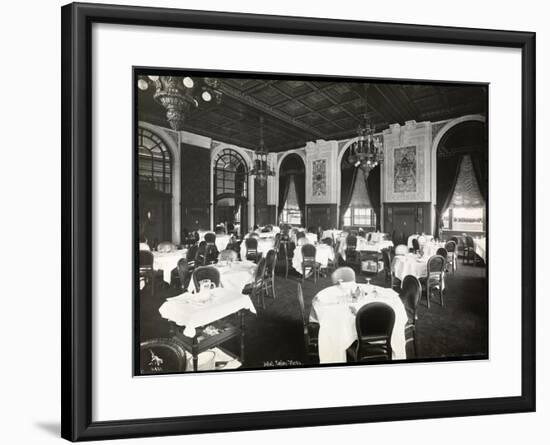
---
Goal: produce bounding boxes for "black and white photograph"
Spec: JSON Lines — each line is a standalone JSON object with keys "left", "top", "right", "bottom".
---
{"left": 135, "top": 70, "right": 489, "bottom": 374}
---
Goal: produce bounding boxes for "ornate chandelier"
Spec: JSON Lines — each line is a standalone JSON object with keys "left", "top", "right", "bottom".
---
{"left": 137, "top": 75, "right": 222, "bottom": 131}
{"left": 250, "top": 116, "right": 275, "bottom": 185}
{"left": 347, "top": 85, "right": 384, "bottom": 173}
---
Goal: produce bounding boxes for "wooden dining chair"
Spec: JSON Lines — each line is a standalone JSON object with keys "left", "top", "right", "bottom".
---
{"left": 263, "top": 249, "right": 277, "bottom": 300}
{"left": 242, "top": 257, "right": 267, "bottom": 309}
{"left": 244, "top": 237, "right": 259, "bottom": 263}
{"left": 347, "top": 302, "right": 395, "bottom": 362}
{"left": 139, "top": 250, "right": 161, "bottom": 297}
{"left": 420, "top": 255, "right": 446, "bottom": 308}
{"left": 296, "top": 283, "right": 319, "bottom": 361}
{"left": 301, "top": 244, "right": 320, "bottom": 283}
{"left": 139, "top": 338, "right": 187, "bottom": 374}
{"left": 331, "top": 266, "right": 356, "bottom": 284}
{"left": 401, "top": 275, "right": 422, "bottom": 357}
{"left": 444, "top": 240, "right": 458, "bottom": 274}
{"left": 463, "top": 236, "right": 476, "bottom": 265}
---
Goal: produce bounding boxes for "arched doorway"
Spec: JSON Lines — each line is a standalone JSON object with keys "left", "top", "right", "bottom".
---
{"left": 278, "top": 153, "right": 305, "bottom": 226}
{"left": 137, "top": 127, "right": 173, "bottom": 247}
{"left": 435, "top": 120, "right": 487, "bottom": 238}
{"left": 213, "top": 149, "right": 249, "bottom": 237}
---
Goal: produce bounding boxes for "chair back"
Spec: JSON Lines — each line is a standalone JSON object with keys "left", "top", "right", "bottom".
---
{"left": 321, "top": 237, "right": 334, "bottom": 247}
{"left": 176, "top": 258, "right": 190, "bottom": 290}
{"left": 412, "top": 237, "right": 420, "bottom": 252}
{"left": 296, "top": 231, "right": 306, "bottom": 240}
{"left": 301, "top": 243, "right": 317, "bottom": 262}
{"left": 186, "top": 245, "right": 198, "bottom": 266}
{"left": 427, "top": 255, "right": 447, "bottom": 280}
{"left": 347, "top": 235, "right": 358, "bottom": 249}
{"left": 157, "top": 241, "right": 177, "bottom": 253}
{"left": 331, "top": 266, "right": 356, "bottom": 284}
{"left": 192, "top": 266, "right": 221, "bottom": 292}
{"left": 205, "top": 244, "right": 219, "bottom": 264}
{"left": 139, "top": 250, "right": 154, "bottom": 269}
{"left": 219, "top": 249, "right": 238, "bottom": 262}
{"left": 444, "top": 240, "right": 457, "bottom": 253}
{"left": 395, "top": 244, "right": 408, "bottom": 256}
{"left": 140, "top": 339, "right": 187, "bottom": 374}
{"left": 401, "top": 275, "right": 422, "bottom": 320}
{"left": 355, "top": 302, "right": 396, "bottom": 342}
{"left": 254, "top": 257, "right": 267, "bottom": 284}
{"left": 264, "top": 249, "right": 277, "bottom": 278}
{"left": 204, "top": 232, "right": 216, "bottom": 244}
{"left": 381, "top": 248, "right": 392, "bottom": 271}
{"left": 366, "top": 233, "right": 372, "bottom": 242}
{"left": 245, "top": 237, "right": 258, "bottom": 261}
{"left": 296, "top": 283, "right": 308, "bottom": 327}
{"left": 436, "top": 247, "right": 448, "bottom": 258}
{"left": 465, "top": 235, "right": 475, "bottom": 248}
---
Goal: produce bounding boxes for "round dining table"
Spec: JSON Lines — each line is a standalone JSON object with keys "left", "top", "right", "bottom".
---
{"left": 152, "top": 249, "right": 187, "bottom": 283}
{"left": 392, "top": 253, "right": 428, "bottom": 282}
{"left": 310, "top": 282, "right": 407, "bottom": 364}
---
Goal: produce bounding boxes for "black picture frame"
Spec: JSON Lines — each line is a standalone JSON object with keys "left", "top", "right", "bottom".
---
{"left": 61, "top": 2, "right": 536, "bottom": 441}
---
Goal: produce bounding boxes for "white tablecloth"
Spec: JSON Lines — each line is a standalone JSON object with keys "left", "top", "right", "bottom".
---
{"left": 367, "top": 232, "right": 387, "bottom": 243}
{"left": 422, "top": 241, "right": 446, "bottom": 258}
{"left": 240, "top": 238, "right": 275, "bottom": 259}
{"left": 292, "top": 244, "right": 335, "bottom": 274}
{"left": 214, "top": 261, "right": 257, "bottom": 293}
{"left": 159, "top": 287, "right": 257, "bottom": 338}
{"left": 322, "top": 229, "right": 342, "bottom": 240}
{"left": 473, "top": 237, "right": 486, "bottom": 261}
{"left": 215, "top": 234, "right": 232, "bottom": 252}
{"left": 153, "top": 250, "right": 187, "bottom": 283}
{"left": 338, "top": 237, "right": 394, "bottom": 260}
{"left": 407, "top": 234, "right": 434, "bottom": 249}
{"left": 310, "top": 283, "right": 407, "bottom": 364}
{"left": 392, "top": 254, "right": 428, "bottom": 282}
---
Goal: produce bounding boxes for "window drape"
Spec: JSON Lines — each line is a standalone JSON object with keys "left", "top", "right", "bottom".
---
{"left": 470, "top": 152, "right": 488, "bottom": 205}
{"left": 294, "top": 173, "right": 306, "bottom": 226}
{"left": 435, "top": 155, "right": 463, "bottom": 236}
{"left": 340, "top": 167, "right": 358, "bottom": 226}
{"left": 278, "top": 174, "right": 291, "bottom": 220}
{"left": 366, "top": 165, "right": 381, "bottom": 229}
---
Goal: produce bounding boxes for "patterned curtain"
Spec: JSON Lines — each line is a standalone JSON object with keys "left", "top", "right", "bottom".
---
{"left": 450, "top": 155, "right": 485, "bottom": 207}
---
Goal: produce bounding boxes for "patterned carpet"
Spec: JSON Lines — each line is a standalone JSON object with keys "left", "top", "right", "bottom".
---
{"left": 139, "top": 258, "right": 488, "bottom": 370}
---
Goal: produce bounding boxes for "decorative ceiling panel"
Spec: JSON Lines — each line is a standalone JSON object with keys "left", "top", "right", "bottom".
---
{"left": 137, "top": 75, "right": 487, "bottom": 152}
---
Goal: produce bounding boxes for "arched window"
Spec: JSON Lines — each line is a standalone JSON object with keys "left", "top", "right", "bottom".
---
{"left": 138, "top": 127, "right": 172, "bottom": 194}
{"left": 213, "top": 149, "right": 249, "bottom": 233}
{"left": 214, "top": 149, "right": 248, "bottom": 198}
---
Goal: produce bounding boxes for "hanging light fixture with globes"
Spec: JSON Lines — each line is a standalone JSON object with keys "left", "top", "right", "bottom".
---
{"left": 250, "top": 115, "right": 275, "bottom": 186}
{"left": 137, "top": 75, "right": 222, "bottom": 131}
{"left": 347, "top": 84, "right": 384, "bottom": 175}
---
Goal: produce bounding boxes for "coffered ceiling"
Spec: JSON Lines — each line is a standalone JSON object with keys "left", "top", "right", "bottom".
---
{"left": 137, "top": 76, "right": 487, "bottom": 152}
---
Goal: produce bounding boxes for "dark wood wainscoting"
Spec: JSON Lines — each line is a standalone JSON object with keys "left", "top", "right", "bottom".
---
{"left": 383, "top": 202, "right": 432, "bottom": 244}
{"left": 306, "top": 204, "right": 338, "bottom": 230}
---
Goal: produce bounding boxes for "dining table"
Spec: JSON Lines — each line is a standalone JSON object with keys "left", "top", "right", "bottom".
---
{"left": 310, "top": 282, "right": 407, "bottom": 364}
{"left": 152, "top": 249, "right": 187, "bottom": 283}
{"left": 407, "top": 234, "right": 434, "bottom": 249}
{"left": 239, "top": 237, "right": 275, "bottom": 259}
{"left": 292, "top": 244, "right": 335, "bottom": 275}
{"left": 214, "top": 261, "right": 257, "bottom": 293}
{"left": 392, "top": 253, "right": 428, "bottom": 282}
{"left": 338, "top": 236, "right": 394, "bottom": 260}
{"left": 159, "top": 287, "right": 257, "bottom": 371}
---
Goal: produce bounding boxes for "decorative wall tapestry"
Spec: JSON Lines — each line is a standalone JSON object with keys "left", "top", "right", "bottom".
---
{"left": 312, "top": 159, "right": 327, "bottom": 197}
{"left": 394, "top": 146, "right": 417, "bottom": 193}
